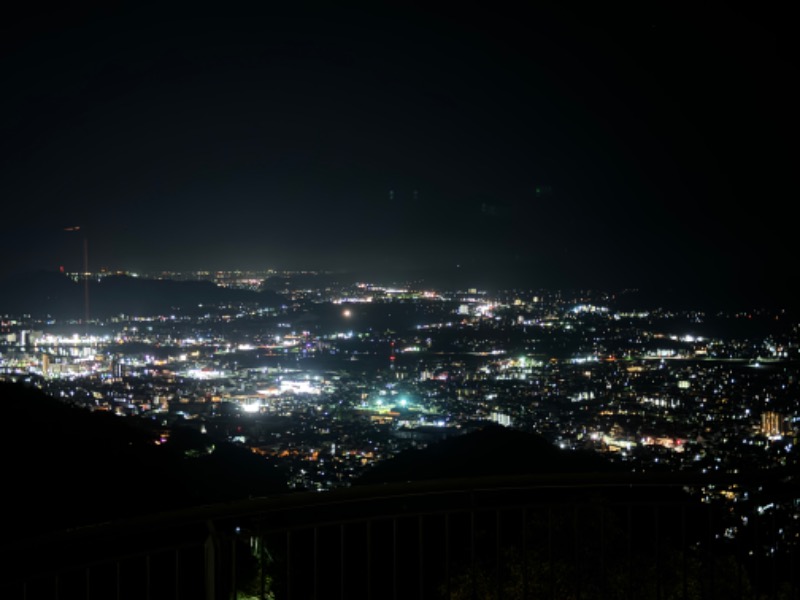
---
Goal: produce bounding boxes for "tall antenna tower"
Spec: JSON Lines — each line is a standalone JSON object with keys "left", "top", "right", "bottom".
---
{"left": 65, "top": 226, "right": 90, "bottom": 325}
{"left": 82, "top": 235, "right": 90, "bottom": 324}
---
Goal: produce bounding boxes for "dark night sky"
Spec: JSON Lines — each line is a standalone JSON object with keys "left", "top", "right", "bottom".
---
{"left": 0, "top": 4, "right": 794, "bottom": 294}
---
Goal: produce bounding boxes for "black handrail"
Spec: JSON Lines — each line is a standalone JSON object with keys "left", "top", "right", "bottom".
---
{"left": 3, "top": 472, "right": 798, "bottom": 599}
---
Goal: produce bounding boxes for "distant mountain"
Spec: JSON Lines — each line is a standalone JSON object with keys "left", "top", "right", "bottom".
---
{"left": 0, "top": 381, "right": 287, "bottom": 540}
{"left": 356, "top": 424, "right": 618, "bottom": 486}
{"left": 259, "top": 271, "right": 357, "bottom": 291}
{"left": 0, "top": 270, "right": 81, "bottom": 316}
{"left": 0, "top": 271, "right": 281, "bottom": 318}
{"left": 611, "top": 280, "right": 797, "bottom": 313}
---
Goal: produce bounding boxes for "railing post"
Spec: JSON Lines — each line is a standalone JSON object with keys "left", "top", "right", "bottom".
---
{"left": 600, "top": 503, "right": 606, "bottom": 600}
{"left": 419, "top": 514, "right": 425, "bottom": 600}
{"left": 549, "top": 506, "right": 554, "bottom": 600}
{"left": 205, "top": 521, "right": 218, "bottom": 600}
{"left": 708, "top": 505, "right": 715, "bottom": 597}
{"left": 522, "top": 508, "right": 528, "bottom": 600}
{"left": 231, "top": 535, "right": 237, "bottom": 600}
{"left": 496, "top": 509, "right": 501, "bottom": 600}
{"left": 146, "top": 554, "right": 151, "bottom": 600}
{"left": 259, "top": 530, "right": 266, "bottom": 600}
{"left": 681, "top": 503, "right": 688, "bottom": 600}
{"left": 366, "top": 522, "right": 371, "bottom": 600}
{"left": 574, "top": 503, "right": 580, "bottom": 600}
{"left": 175, "top": 548, "right": 180, "bottom": 600}
{"left": 313, "top": 527, "right": 319, "bottom": 600}
{"left": 654, "top": 504, "right": 660, "bottom": 600}
{"left": 392, "top": 518, "right": 398, "bottom": 600}
{"left": 286, "top": 529, "right": 292, "bottom": 600}
{"left": 627, "top": 504, "right": 632, "bottom": 600}
{"left": 445, "top": 512, "right": 451, "bottom": 600}
{"left": 340, "top": 524, "right": 345, "bottom": 600}
{"left": 471, "top": 508, "right": 476, "bottom": 600}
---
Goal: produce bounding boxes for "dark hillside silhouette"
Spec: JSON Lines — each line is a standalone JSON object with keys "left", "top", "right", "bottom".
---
{"left": 356, "top": 424, "right": 619, "bottom": 486}
{"left": 0, "top": 381, "right": 287, "bottom": 540}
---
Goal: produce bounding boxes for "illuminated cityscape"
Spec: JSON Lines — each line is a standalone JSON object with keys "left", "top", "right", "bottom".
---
{"left": 3, "top": 270, "right": 799, "bottom": 597}
{"left": 3, "top": 271, "right": 797, "bottom": 498}
{"left": 1, "top": 4, "right": 794, "bottom": 597}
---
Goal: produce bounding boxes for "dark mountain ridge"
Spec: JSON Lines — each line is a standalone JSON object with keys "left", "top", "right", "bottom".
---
{"left": 0, "top": 271, "right": 281, "bottom": 318}
{"left": 356, "top": 424, "right": 620, "bottom": 486}
{"left": 0, "top": 381, "right": 287, "bottom": 541}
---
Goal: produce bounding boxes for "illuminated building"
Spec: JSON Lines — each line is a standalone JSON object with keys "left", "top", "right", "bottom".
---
{"left": 761, "top": 411, "right": 785, "bottom": 438}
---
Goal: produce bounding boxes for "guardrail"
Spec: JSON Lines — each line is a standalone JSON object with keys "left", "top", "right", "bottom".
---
{"left": 2, "top": 473, "right": 798, "bottom": 599}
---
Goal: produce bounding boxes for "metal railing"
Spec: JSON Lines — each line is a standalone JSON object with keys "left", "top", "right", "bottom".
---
{"left": 3, "top": 473, "right": 798, "bottom": 599}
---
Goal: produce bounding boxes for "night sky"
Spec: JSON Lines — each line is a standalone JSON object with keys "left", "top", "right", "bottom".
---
{"left": 1, "top": 5, "right": 793, "bottom": 294}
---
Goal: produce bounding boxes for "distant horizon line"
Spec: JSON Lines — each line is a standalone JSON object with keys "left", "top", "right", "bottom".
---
{"left": 3, "top": 266, "right": 796, "bottom": 305}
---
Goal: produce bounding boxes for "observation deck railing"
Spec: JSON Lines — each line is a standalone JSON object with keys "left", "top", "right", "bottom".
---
{"left": 2, "top": 472, "right": 798, "bottom": 599}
